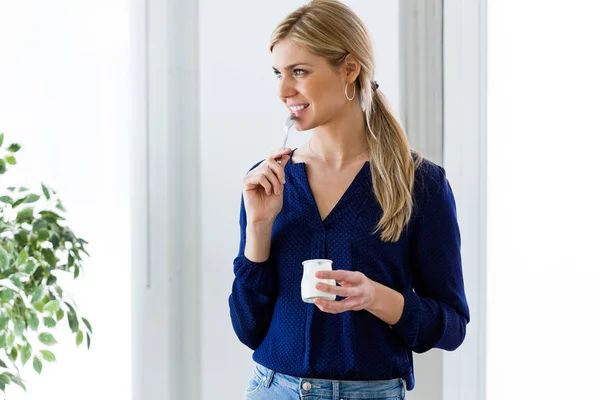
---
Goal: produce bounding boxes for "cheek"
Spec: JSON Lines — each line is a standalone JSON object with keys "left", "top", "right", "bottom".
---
{"left": 314, "top": 91, "right": 345, "bottom": 118}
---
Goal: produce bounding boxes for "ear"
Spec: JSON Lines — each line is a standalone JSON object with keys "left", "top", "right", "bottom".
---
{"left": 342, "top": 54, "right": 361, "bottom": 84}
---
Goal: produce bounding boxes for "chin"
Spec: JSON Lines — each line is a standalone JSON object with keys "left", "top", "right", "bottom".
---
{"left": 293, "top": 117, "right": 317, "bottom": 131}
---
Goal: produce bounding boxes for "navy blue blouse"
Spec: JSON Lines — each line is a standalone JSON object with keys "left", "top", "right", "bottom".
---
{"left": 229, "top": 149, "right": 470, "bottom": 391}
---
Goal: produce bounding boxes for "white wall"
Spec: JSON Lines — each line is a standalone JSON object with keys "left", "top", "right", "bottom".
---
{"left": 0, "top": 1, "right": 132, "bottom": 399}
{"left": 442, "top": 1, "right": 486, "bottom": 400}
{"left": 198, "top": 1, "right": 401, "bottom": 398}
{"left": 488, "top": 1, "right": 600, "bottom": 399}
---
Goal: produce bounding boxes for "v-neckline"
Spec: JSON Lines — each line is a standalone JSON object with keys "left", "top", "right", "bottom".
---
{"left": 288, "top": 148, "right": 371, "bottom": 226}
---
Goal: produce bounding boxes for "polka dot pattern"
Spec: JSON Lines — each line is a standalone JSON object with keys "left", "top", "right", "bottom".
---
{"left": 228, "top": 151, "right": 470, "bottom": 391}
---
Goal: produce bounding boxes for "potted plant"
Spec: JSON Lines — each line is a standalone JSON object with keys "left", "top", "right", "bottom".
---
{"left": 0, "top": 133, "right": 92, "bottom": 394}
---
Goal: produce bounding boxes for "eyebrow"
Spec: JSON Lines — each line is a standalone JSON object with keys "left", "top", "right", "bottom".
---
{"left": 272, "top": 63, "right": 312, "bottom": 72}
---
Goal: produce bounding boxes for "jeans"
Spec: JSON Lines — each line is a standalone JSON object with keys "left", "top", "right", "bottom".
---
{"left": 244, "top": 363, "right": 407, "bottom": 400}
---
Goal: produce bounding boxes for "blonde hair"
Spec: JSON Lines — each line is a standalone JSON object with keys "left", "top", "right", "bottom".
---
{"left": 270, "top": 0, "right": 424, "bottom": 242}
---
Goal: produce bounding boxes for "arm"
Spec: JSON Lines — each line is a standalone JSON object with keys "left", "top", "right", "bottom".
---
{"left": 228, "top": 194, "right": 277, "bottom": 350}
{"left": 388, "top": 165, "right": 470, "bottom": 353}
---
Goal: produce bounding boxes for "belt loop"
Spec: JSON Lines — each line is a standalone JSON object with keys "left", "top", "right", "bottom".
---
{"left": 263, "top": 368, "right": 275, "bottom": 388}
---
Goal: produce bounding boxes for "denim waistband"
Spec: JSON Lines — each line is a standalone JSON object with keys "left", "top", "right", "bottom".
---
{"left": 254, "top": 363, "right": 406, "bottom": 398}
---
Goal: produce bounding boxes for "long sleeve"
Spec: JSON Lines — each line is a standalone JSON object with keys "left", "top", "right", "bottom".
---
{"left": 390, "top": 164, "right": 470, "bottom": 353}
{"left": 228, "top": 194, "right": 277, "bottom": 350}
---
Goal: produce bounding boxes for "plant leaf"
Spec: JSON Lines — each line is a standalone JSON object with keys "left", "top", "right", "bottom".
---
{"left": 16, "top": 207, "right": 34, "bottom": 223}
{"left": 0, "top": 290, "right": 14, "bottom": 302}
{"left": 14, "top": 317, "right": 25, "bottom": 338}
{"left": 20, "top": 343, "right": 32, "bottom": 365}
{"left": 23, "top": 193, "right": 40, "bottom": 203}
{"left": 0, "top": 133, "right": 3, "bottom": 147}
{"left": 7, "top": 332, "right": 14, "bottom": 348}
{"left": 27, "top": 312, "right": 40, "bottom": 331}
{"left": 33, "top": 356, "right": 42, "bottom": 374}
{"left": 38, "top": 228, "right": 50, "bottom": 241}
{"left": 40, "top": 350, "right": 56, "bottom": 362}
{"left": 10, "top": 276, "right": 24, "bottom": 290}
{"left": 86, "top": 332, "right": 91, "bottom": 349}
{"left": 9, "top": 374, "right": 26, "bottom": 391}
{"left": 24, "top": 261, "right": 36, "bottom": 274}
{"left": 38, "top": 332, "right": 58, "bottom": 346}
{"left": 0, "top": 374, "right": 10, "bottom": 385}
{"left": 43, "top": 316, "right": 56, "bottom": 328}
{"left": 65, "top": 302, "right": 76, "bottom": 314}
{"left": 5, "top": 155, "right": 16, "bottom": 165}
{"left": 40, "top": 210, "right": 64, "bottom": 222}
{"left": 46, "top": 273, "right": 57, "bottom": 285}
{"left": 76, "top": 330, "right": 84, "bottom": 347}
{"left": 56, "top": 308, "right": 64, "bottom": 321}
{"left": 0, "top": 196, "right": 12, "bottom": 204}
{"left": 67, "top": 312, "right": 79, "bottom": 333}
{"left": 56, "top": 200, "right": 66, "bottom": 212}
{"left": 32, "top": 218, "right": 48, "bottom": 232}
{"left": 43, "top": 300, "right": 60, "bottom": 314}
{"left": 31, "top": 285, "right": 45, "bottom": 304}
{"left": 9, "top": 347, "right": 17, "bottom": 362}
{"left": 17, "top": 248, "right": 28, "bottom": 266}
{"left": 42, "top": 183, "right": 50, "bottom": 199}
{"left": 7, "top": 143, "right": 21, "bottom": 152}
{"left": 0, "top": 246, "right": 9, "bottom": 269}
{"left": 82, "top": 317, "right": 93, "bottom": 334}
{"left": 0, "top": 316, "right": 7, "bottom": 330}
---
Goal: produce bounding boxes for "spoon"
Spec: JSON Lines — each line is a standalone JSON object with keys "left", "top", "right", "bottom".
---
{"left": 277, "top": 114, "right": 296, "bottom": 165}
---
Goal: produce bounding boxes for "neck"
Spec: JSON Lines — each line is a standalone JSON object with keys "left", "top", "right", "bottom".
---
{"left": 310, "top": 103, "right": 369, "bottom": 170}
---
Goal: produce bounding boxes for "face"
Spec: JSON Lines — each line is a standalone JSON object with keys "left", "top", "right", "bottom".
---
{"left": 272, "top": 38, "right": 357, "bottom": 131}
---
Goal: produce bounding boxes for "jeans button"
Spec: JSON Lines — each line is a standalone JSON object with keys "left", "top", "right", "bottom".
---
{"left": 302, "top": 382, "right": 312, "bottom": 391}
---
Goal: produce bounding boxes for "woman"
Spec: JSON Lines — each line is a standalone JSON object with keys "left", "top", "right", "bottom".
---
{"left": 229, "top": 1, "right": 470, "bottom": 399}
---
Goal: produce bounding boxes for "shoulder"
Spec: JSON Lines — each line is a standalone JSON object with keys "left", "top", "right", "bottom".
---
{"left": 245, "top": 148, "right": 297, "bottom": 174}
{"left": 411, "top": 155, "right": 453, "bottom": 212}
{"left": 246, "top": 159, "right": 265, "bottom": 174}
{"left": 413, "top": 155, "right": 446, "bottom": 191}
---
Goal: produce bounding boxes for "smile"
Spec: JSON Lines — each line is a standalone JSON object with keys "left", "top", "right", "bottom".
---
{"left": 289, "top": 104, "right": 309, "bottom": 114}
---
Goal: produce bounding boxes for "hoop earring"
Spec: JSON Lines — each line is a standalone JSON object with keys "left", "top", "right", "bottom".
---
{"left": 345, "top": 82, "right": 356, "bottom": 101}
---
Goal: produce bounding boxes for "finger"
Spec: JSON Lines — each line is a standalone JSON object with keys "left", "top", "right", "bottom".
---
{"left": 269, "top": 147, "right": 292, "bottom": 159}
{"left": 257, "top": 174, "right": 273, "bottom": 195}
{"left": 270, "top": 148, "right": 292, "bottom": 167}
{"left": 267, "top": 158, "right": 286, "bottom": 185}
{"left": 242, "top": 172, "right": 264, "bottom": 191}
{"left": 315, "top": 282, "right": 357, "bottom": 298}
{"left": 261, "top": 167, "right": 282, "bottom": 195}
{"left": 278, "top": 154, "right": 291, "bottom": 168}
{"left": 339, "top": 297, "right": 362, "bottom": 311}
{"left": 267, "top": 147, "right": 292, "bottom": 160}
{"left": 314, "top": 298, "right": 346, "bottom": 314}
{"left": 315, "top": 270, "right": 362, "bottom": 284}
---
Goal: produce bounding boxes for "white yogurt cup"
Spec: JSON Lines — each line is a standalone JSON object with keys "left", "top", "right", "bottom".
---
{"left": 301, "top": 259, "right": 337, "bottom": 303}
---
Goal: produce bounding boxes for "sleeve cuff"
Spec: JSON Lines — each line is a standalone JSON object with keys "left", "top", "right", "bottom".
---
{"left": 232, "top": 254, "right": 275, "bottom": 295}
{"left": 389, "top": 290, "right": 421, "bottom": 347}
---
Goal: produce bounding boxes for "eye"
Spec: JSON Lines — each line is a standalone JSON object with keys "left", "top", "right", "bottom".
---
{"left": 273, "top": 69, "right": 308, "bottom": 79}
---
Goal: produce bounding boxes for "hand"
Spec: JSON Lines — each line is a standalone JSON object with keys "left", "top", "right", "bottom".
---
{"left": 313, "top": 270, "right": 376, "bottom": 314}
{"left": 242, "top": 147, "right": 292, "bottom": 223}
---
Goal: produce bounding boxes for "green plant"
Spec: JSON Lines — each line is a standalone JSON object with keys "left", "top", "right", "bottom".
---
{"left": 0, "top": 133, "right": 92, "bottom": 394}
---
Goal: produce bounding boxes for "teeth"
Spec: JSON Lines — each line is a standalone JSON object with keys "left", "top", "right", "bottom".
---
{"left": 290, "top": 104, "right": 308, "bottom": 111}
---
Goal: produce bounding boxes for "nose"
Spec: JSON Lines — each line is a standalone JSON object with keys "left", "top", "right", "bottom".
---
{"left": 278, "top": 75, "right": 297, "bottom": 100}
